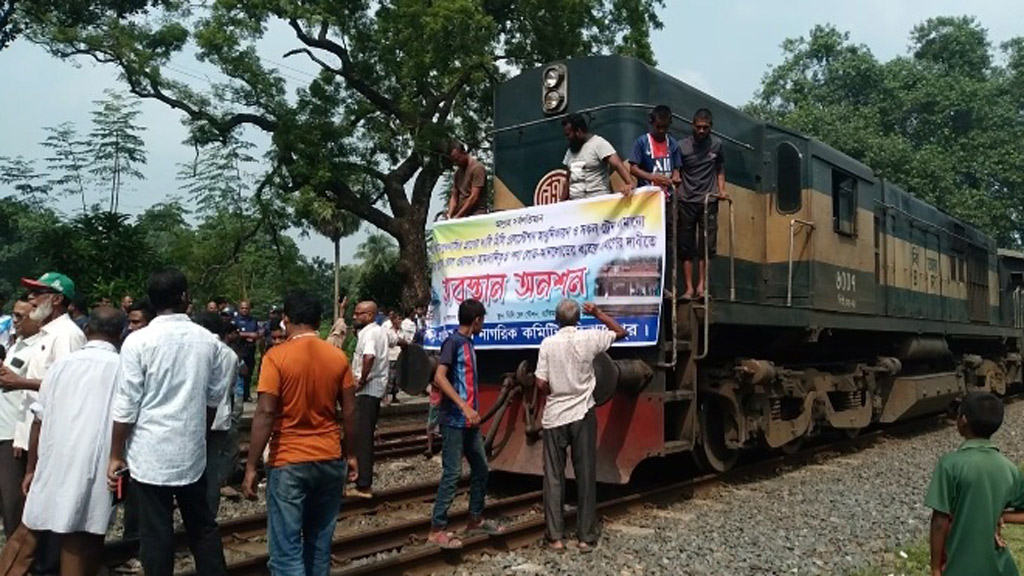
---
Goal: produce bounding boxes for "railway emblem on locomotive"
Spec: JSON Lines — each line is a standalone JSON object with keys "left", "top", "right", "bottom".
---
{"left": 534, "top": 169, "right": 568, "bottom": 205}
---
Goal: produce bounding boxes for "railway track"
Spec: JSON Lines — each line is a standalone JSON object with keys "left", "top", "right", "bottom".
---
{"left": 236, "top": 423, "right": 434, "bottom": 464}
{"left": 328, "top": 418, "right": 949, "bottom": 576}
{"left": 115, "top": 413, "right": 953, "bottom": 575}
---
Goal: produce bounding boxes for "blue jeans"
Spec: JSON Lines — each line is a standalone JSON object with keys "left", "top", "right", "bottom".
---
{"left": 234, "top": 374, "right": 246, "bottom": 403}
{"left": 266, "top": 460, "right": 345, "bottom": 576}
{"left": 431, "top": 425, "right": 488, "bottom": 528}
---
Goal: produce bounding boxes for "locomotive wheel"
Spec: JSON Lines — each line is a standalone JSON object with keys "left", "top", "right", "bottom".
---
{"left": 841, "top": 428, "right": 861, "bottom": 440}
{"left": 779, "top": 437, "right": 804, "bottom": 455}
{"left": 694, "top": 397, "right": 740, "bottom": 473}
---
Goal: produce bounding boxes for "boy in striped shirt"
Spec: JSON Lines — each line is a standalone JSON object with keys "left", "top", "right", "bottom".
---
{"left": 427, "top": 299, "right": 504, "bottom": 548}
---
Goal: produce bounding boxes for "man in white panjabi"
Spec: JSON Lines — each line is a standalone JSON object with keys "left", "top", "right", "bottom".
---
{"left": 535, "top": 299, "right": 627, "bottom": 552}
{"left": 21, "top": 307, "right": 125, "bottom": 576}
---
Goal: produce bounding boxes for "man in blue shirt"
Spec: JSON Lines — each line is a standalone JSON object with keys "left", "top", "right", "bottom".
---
{"left": 628, "top": 104, "right": 682, "bottom": 191}
{"left": 232, "top": 300, "right": 260, "bottom": 402}
{"left": 427, "top": 299, "right": 504, "bottom": 548}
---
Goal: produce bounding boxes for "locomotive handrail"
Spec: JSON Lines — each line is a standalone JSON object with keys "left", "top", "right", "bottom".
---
{"left": 874, "top": 200, "right": 989, "bottom": 250}
{"left": 490, "top": 102, "right": 755, "bottom": 151}
{"left": 664, "top": 185, "right": 681, "bottom": 368}
{"left": 1014, "top": 288, "right": 1019, "bottom": 328}
{"left": 695, "top": 193, "right": 734, "bottom": 361}
{"left": 787, "top": 219, "right": 816, "bottom": 307}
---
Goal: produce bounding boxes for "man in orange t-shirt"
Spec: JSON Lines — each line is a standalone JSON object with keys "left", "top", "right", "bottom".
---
{"left": 242, "top": 289, "right": 357, "bottom": 576}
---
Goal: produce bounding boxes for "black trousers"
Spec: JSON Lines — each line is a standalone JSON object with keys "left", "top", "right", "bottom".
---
{"left": 0, "top": 440, "right": 25, "bottom": 541}
{"left": 355, "top": 395, "right": 381, "bottom": 491}
{"left": 134, "top": 473, "right": 227, "bottom": 576}
{"left": 241, "top": 348, "right": 256, "bottom": 398}
{"left": 543, "top": 408, "right": 598, "bottom": 544}
{"left": 679, "top": 201, "right": 719, "bottom": 259}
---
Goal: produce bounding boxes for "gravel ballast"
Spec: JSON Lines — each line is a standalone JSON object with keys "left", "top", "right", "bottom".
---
{"left": 440, "top": 400, "right": 1024, "bottom": 576}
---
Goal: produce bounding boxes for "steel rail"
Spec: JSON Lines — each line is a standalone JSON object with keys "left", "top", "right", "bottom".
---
{"left": 216, "top": 414, "right": 952, "bottom": 576}
{"left": 103, "top": 478, "right": 462, "bottom": 568}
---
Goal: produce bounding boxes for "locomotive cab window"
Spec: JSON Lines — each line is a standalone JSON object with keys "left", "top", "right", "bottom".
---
{"left": 775, "top": 143, "right": 802, "bottom": 213}
{"left": 832, "top": 170, "right": 857, "bottom": 236}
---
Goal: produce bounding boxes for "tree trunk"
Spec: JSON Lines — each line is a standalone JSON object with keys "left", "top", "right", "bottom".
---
{"left": 394, "top": 219, "right": 430, "bottom": 310}
{"left": 333, "top": 235, "right": 341, "bottom": 322}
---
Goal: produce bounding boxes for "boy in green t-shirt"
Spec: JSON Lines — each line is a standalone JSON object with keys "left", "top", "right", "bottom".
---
{"left": 926, "top": 392, "right": 1024, "bottom": 576}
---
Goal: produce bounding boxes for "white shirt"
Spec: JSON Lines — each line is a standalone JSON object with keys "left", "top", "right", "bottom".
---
{"left": 22, "top": 341, "right": 120, "bottom": 535}
{"left": 15, "top": 313, "right": 85, "bottom": 449}
{"left": 211, "top": 341, "right": 240, "bottom": 432}
{"left": 563, "top": 135, "right": 617, "bottom": 200}
{"left": 0, "top": 334, "right": 40, "bottom": 442}
{"left": 536, "top": 326, "right": 617, "bottom": 429}
{"left": 352, "top": 323, "right": 389, "bottom": 398}
{"left": 111, "top": 314, "right": 230, "bottom": 486}
{"left": 382, "top": 318, "right": 416, "bottom": 362}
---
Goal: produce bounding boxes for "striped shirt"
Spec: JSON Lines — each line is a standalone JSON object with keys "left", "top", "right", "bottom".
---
{"left": 437, "top": 331, "right": 478, "bottom": 428}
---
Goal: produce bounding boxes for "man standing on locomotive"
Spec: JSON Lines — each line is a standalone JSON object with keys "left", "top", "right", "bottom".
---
{"left": 628, "top": 104, "right": 683, "bottom": 191}
{"left": 679, "top": 108, "right": 726, "bottom": 300}
{"left": 535, "top": 299, "right": 627, "bottom": 551}
{"left": 446, "top": 142, "right": 487, "bottom": 219}
{"left": 560, "top": 113, "right": 634, "bottom": 201}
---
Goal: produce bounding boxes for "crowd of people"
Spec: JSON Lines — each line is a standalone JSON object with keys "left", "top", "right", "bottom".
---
{"left": 0, "top": 257, "right": 638, "bottom": 575}
{"left": 0, "top": 263, "right": 512, "bottom": 576}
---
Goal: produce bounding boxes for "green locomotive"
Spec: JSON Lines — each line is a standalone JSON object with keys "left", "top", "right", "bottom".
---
{"left": 464, "top": 55, "right": 1024, "bottom": 482}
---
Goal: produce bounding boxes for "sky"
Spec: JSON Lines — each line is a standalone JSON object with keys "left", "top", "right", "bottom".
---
{"left": 1, "top": 0, "right": 1023, "bottom": 265}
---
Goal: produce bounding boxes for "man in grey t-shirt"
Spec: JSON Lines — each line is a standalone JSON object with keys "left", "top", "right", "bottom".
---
{"left": 679, "top": 108, "right": 727, "bottom": 299}
{"left": 560, "top": 113, "right": 634, "bottom": 201}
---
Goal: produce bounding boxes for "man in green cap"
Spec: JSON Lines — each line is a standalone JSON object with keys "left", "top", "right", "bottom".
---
{"left": 0, "top": 271, "right": 85, "bottom": 575}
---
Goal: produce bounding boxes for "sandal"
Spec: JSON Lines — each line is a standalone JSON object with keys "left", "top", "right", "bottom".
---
{"left": 427, "top": 530, "right": 463, "bottom": 549}
{"left": 681, "top": 291, "right": 694, "bottom": 300}
{"left": 576, "top": 541, "right": 597, "bottom": 553}
{"left": 465, "top": 518, "right": 506, "bottom": 536}
{"left": 545, "top": 539, "right": 566, "bottom": 552}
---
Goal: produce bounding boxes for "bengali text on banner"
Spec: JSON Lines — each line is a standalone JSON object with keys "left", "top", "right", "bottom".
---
{"left": 423, "top": 189, "right": 666, "bottom": 349}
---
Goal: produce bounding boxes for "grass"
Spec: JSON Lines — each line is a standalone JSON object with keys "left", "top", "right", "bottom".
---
{"left": 851, "top": 524, "right": 1024, "bottom": 574}
{"left": 852, "top": 462, "right": 1024, "bottom": 575}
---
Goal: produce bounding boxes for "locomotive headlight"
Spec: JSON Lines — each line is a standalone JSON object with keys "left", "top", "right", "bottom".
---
{"left": 543, "top": 90, "right": 563, "bottom": 112}
{"left": 544, "top": 68, "right": 562, "bottom": 88}
{"left": 540, "top": 63, "right": 568, "bottom": 115}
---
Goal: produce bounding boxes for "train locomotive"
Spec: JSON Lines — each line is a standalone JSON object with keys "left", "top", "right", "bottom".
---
{"left": 407, "top": 55, "right": 1024, "bottom": 484}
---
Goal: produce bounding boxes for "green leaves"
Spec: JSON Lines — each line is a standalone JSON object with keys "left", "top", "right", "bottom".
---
{"left": 26, "top": 0, "right": 667, "bottom": 307}
{"left": 88, "top": 89, "right": 148, "bottom": 213}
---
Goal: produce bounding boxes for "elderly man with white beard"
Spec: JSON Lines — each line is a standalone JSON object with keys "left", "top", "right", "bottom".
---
{"left": 0, "top": 272, "right": 85, "bottom": 576}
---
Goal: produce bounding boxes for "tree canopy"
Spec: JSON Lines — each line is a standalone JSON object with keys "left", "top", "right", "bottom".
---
{"left": 31, "top": 0, "right": 665, "bottom": 307}
{"left": 747, "top": 17, "right": 1024, "bottom": 246}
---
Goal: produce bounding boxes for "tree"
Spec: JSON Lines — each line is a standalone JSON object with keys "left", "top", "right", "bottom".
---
{"left": 88, "top": 89, "right": 147, "bottom": 213}
{"left": 747, "top": 18, "right": 1024, "bottom": 246}
{"left": 0, "top": 155, "right": 50, "bottom": 200}
{"left": 177, "top": 137, "right": 256, "bottom": 217}
{"left": 0, "top": 0, "right": 169, "bottom": 52}
{"left": 292, "top": 190, "right": 361, "bottom": 322}
{"left": 41, "top": 121, "right": 90, "bottom": 212}
{"left": 354, "top": 232, "right": 402, "bottom": 311}
{"left": 0, "top": 0, "right": 17, "bottom": 51}
{"left": 0, "top": 195, "right": 59, "bottom": 298}
{"left": 34, "top": 209, "right": 158, "bottom": 301}
{"left": 34, "top": 0, "right": 665, "bottom": 307}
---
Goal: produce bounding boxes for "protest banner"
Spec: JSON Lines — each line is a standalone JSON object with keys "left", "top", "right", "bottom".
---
{"left": 423, "top": 188, "right": 666, "bottom": 349}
